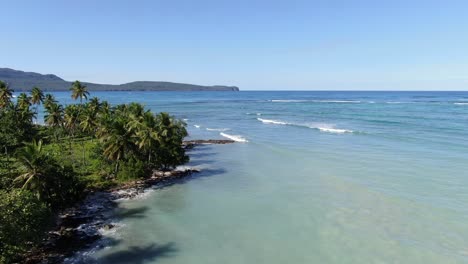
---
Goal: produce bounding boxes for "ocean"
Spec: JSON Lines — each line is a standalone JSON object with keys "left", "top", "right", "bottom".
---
{"left": 49, "top": 91, "right": 468, "bottom": 263}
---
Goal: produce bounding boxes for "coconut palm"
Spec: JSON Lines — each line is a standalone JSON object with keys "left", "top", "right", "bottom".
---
{"left": 64, "top": 105, "right": 80, "bottom": 132}
{"left": 17, "top": 93, "right": 33, "bottom": 119}
{"left": 128, "top": 111, "right": 159, "bottom": 162}
{"left": 154, "top": 112, "right": 188, "bottom": 169}
{"left": 17, "top": 93, "right": 31, "bottom": 109}
{"left": 97, "top": 115, "right": 135, "bottom": 173}
{"left": 30, "top": 87, "right": 44, "bottom": 106}
{"left": 64, "top": 105, "right": 81, "bottom": 162}
{"left": 44, "top": 93, "right": 58, "bottom": 110}
{"left": 88, "top": 97, "right": 101, "bottom": 113}
{"left": 0, "top": 81, "right": 14, "bottom": 108}
{"left": 14, "top": 140, "right": 50, "bottom": 198}
{"left": 70, "top": 81, "right": 89, "bottom": 104}
{"left": 45, "top": 102, "right": 64, "bottom": 142}
{"left": 80, "top": 107, "right": 97, "bottom": 134}
{"left": 44, "top": 103, "right": 64, "bottom": 127}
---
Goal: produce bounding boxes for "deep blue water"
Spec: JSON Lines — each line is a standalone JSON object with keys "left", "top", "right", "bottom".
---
{"left": 39, "top": 91, "right": 468, "bottom": 263}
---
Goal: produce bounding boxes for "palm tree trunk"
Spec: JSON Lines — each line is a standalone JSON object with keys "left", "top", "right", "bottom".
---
{"left": 114, "top": 161, "right": 120, "bottom": 175}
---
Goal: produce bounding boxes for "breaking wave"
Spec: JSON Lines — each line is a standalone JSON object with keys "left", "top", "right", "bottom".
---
{"left": 206, "top": 128, "right": 230, "bottom": 131}
{"left": 257, "top": 118, "right": 353, "bottom": 134}
{"left": 220, "top": 132, "right": 248, "bottom": 142}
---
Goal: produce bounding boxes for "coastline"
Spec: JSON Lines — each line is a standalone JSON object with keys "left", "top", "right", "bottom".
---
{"left": 23, "top": 139, "right": 234, "bottom": 264}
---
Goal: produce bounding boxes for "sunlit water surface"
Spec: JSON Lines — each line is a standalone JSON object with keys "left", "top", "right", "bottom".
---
{"left": 41, "top": 91, "right": 468, "bottom": 264}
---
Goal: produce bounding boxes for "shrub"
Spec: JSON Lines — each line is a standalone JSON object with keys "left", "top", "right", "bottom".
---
{"left": 0, "top": 190, "right": 51, "bottom": 263}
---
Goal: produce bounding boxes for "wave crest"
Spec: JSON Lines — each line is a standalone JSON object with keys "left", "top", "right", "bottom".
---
{"left": 206, "top": 128, "right": 230, "bottom": 131}
{"left": 220, "top": 132, "right": 248, "bottom": 142}
{"left": 257, "top": 118, "right": 353, "bottom": 134}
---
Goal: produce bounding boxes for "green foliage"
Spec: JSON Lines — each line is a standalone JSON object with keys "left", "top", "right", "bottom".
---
{"left": 70, "top": 80, "right": 89, "bottom": 103}
{"left": 153, "top": 112, "right": 189, "bottom": 170}
{"left": 14, "top": 140, "right": 84, "bottom": 208}
{"left": 0, "top": 103, "right": 37, "bottom": 152}
{"left": 117, "top": 158, "right": 148, "bottom": 181}
{"left": 0, "top": 82, "right": 191, "bottom": 261}
{"left": 0, "top": 190, "right": 51, "bottom": 263}
{"left": 0, "top": 80, "right": 13, "bottom": 108}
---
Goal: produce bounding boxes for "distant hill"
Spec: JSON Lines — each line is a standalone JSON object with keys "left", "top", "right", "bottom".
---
{"left": 0, "top": 68, "right": 239, "bottom": 91}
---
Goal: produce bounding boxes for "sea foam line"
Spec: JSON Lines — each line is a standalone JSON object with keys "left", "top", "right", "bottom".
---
{"left": 269, "top": 99, "right": 361, "bottom": 103}
{"left": 454, "top": 102, "right": 468, "bottom": 105}
{"left": 220, "top": 132, "right": 248, "bottom": 142}
{"left": 206, "top": 128, "right": 230, "bottom": 131}
{"left": 257, "top": 118, "right": 353, "bottom": 134}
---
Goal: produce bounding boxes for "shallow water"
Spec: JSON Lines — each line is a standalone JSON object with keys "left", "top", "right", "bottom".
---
{"left": 47, "top": 91, "right": 468, "bottom": 263}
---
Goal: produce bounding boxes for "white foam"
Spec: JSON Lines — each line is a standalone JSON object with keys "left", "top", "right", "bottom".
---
{"left": 183, "top": 118, "right": 189, "bottom": 121}
{"left": 206, "top": 128, "right": 230, "bottom": 131}
{"left": 270, "top": 99, "right": 307, "bottom": 103}
{"left": 316, "top": 100, "right": 361, "bottom": 103}
{"left": 220, "top": 132, "right": 248, "bottom": 142}
{"left": 194, "top": 125, "right": 201, "bottom": 128}
{"left": 257, "top": 118, "right": 354, "bottom": 134}
{"left": 257, "top": 118, "right": 289, "bottom": 125}
{"left": 386, "top": 101, "right": 412, "bottom": 104}
{"left": 316, "top": 127, "right": 353, "bottom": 133}
{"left": 270, "top": 99, "right": 361, "bottom": 103}
{"left": 454, "top": 102, "right": 468, "bottom": 105}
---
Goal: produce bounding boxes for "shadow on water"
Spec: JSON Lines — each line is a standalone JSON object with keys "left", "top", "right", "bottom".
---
{"left": 153, "top": 168, "right": 227, "bottom": 191}
{"left": 188, "top": 159, "right": 216, "bottom": 166}
{"left": 97, "top": 242, "right": 178, "bottom": 264}
{"left": 186, "top": 151, "right": 218, "bottom": 158}
{"left": 114, "top": 206, "right": 149, "bottom": 219}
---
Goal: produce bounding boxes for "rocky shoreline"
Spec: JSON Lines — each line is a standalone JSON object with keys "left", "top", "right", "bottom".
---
{"left": 23, "top": 139, "right": 233, "bottom": 264}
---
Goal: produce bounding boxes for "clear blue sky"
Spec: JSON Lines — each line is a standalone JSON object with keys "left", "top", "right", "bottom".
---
{"left": 1, "top": 0, "right": 468, "bottom": 90}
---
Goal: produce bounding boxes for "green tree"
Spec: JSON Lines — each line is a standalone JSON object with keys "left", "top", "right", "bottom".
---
{"left": 0, "top": 190, "right": 51, "bottom": 263}
{"left": 128, "top": 111, "right": 159, "bottom": 163}
{"left": 14, "top": 140, "right": 82, "bottom": 207}
{"left": 70, "top": 80, "right": 89, "bottom": 104}
{"left": 16, "top": 93, "right": 31, "bottom": 111}
{"left": 44, "top": 103, "right": 64, "bottom": 128}
{"left": 97, "top": 113, "right": 135, "bottom": 174}
{"left": 14, "top": 140, "right": 50, "bottom": 199}
{"left": 0, "top": 81, "right": 13, "bottom": 108}
{"left": 44, "top": 102, "right": 64, "bottom": 141}
{"left": 154, "top": 112, "right": 188, "bottom": 170}
{"left": 43, "top": 93, "right": 57, "bottom": 110}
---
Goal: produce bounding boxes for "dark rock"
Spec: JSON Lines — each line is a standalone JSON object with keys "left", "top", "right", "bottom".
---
{"left": 183, "top": 139, "right": 235, "bottom": 146}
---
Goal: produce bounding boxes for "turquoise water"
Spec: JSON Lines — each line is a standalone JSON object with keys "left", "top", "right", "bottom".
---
{"left": 52, "top": 91, "right": 468, "bottom": 263}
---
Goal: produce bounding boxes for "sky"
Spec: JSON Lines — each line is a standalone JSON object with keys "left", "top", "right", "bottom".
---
{"left": 1, "top": 0, "right": 468, "bottom": 90}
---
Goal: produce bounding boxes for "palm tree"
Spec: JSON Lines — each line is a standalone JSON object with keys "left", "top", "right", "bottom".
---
{"left": 30, "top": 87, "right": 44, "bottom": 119}
{"left": 64, "top": 105, "right": 80, "bottom": 163}
{"left": 44, "top": 102, "right": 64, "bottom": 127}
{"left": 45, "top": 102, "right": 64, "bottom": 142}
{"left": 16, "top": 93, "right": 37, "bottom": 124}
{"left": 97, "top": 115, "right": 135, "bottom": 173}
{"left": 30, "top": 87, "right": 44, "bottom": 105}
{"left": 17, "top": 93, "right": 32, "bottom": 111}
{"left": 14, "top": 140, "right": 50, "bottom": 199}
{"left": 88, "top": 97, "right": 101, "bottom": 114}
{"left": 154, "top": 112, "right": 188, "bottom": 169}
{"left": 44, "top": 93, "right": 58, "bottom": 110}
{"left": 70, "top": 81, "right": 89, "bottom": 104}
{"left": 128, "top": 111, "right": 159, "bottom": 162}
{"left": 0, "top": 80, "right": 14, "bottom": 108}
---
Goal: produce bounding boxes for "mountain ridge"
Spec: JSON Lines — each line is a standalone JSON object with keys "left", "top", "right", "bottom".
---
{"left": 0, "top": 68, "right": 239, "bottom": 91}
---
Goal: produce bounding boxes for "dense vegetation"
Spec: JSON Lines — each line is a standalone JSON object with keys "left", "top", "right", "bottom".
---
{"left": 0, "top": 80, "right": 189, "bottom": 263}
